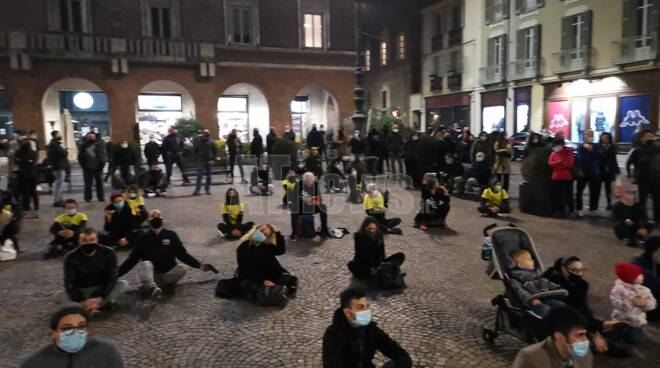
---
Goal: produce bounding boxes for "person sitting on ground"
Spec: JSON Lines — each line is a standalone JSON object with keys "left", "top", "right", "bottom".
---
{"left": 348, "top": 217, "right": 405, "bottom": 281}
{"left": 118, "top": 210, "right": 216, "bottom": 299}
{"left": 250, "top": 164, "right": 273, "bottom": 196}
{"left": 610, "top": 262, "right": 657, "bottom": 344}
{"left": 509, "top": 249, "right": 565, "bottom": 318}
{"left": 459, "top": 151, "right": 492, "bottom": 196}
{"left": 217, "top": 188, "right": 255, "bottom": 240}
{"left": 438, "top": 152, "right": 464, "bottom": 195}
{"left": 236, "top": 224, "right": 298, "bottom": 301}
{"left": 322, "top": 288, "right": 412, "bottom": 368}
{"left": 633, "top": 236, "right": 660, "bottom": 321}
{"left": 290, "top": 172, "right": 331, "bottom": 240}
{"left": 325, "top": 158, "right": 346, "bottom": 193}
{"left": 612, "top": 187, "right": 653, "bottom": 247}
{"left": 0, "top": 199, "right": 25, "bottom": 258}
{"left": 58, "top": 228, "right": 129, "bottom": 314}
{"left": 18, "top": 304, "right": 125, "bottom": 368}
{"left": 141, "top": 163, "right": 167, "bottom": 197}
{"left": 100, "top": 192, "right": 139, "bottom": 249}
{"left": 513, "top": 305, "right": 593, "bottom": 368}
{"left": 363, "top": 183, "right": 402, "bottom": 235}
{"left": 282, "top": 169, "right": 297, "bottom": 207}
{"left": 304, "top": 146, "right": 324, "bottom": 178}
{"left": 124, "top": 185, "right": 148, "bottom": 228}
{"left": 414, "top": 176, "right": 450, "bottom": 230}
{"left": 478, "top": 179, "right": 511, "bottom": 217}
{"left": 44, "top": 199, "right": 88, "bottom": 259}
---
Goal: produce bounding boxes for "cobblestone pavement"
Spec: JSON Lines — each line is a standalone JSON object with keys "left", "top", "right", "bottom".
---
{"left": 1, "top": 173, "right": 659, "bottom": 367}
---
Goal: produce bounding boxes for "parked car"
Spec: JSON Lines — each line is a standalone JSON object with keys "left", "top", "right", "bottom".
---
{"left": 510, "top": 131, "right": 578, "bottom": 161}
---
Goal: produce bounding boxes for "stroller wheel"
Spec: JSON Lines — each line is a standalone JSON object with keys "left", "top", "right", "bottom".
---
{"left": 482, "top": 327, "right": 497, "bottom": 345}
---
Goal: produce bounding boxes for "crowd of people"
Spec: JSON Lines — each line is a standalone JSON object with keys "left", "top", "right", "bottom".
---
{"left": 2, "top": 122, "right": 659, "bottom": 368}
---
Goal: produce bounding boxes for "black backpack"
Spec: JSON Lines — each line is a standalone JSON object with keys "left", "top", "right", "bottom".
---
{"left": 215, "top": 277, "right": 242, "bottom": 298}
{"left": 377, "top": 261, "right": 406, "bottom": 290}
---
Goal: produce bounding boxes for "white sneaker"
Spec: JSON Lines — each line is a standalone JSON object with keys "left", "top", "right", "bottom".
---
{"left": 159, "top": 191, "right": 167, "bottom": 197}
{"left": 576, "top": 210, "right": 584, "bottom": 217}
{"left": 146, "top": 193, "right": 156, "bottom": 198}
{"left": 217, "top": 229, "right": 225, "bottom": 237}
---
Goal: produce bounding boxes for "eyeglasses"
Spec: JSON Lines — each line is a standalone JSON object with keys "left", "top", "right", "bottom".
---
{"left": 58, "top": 325, "right": 88, "bottom": 334}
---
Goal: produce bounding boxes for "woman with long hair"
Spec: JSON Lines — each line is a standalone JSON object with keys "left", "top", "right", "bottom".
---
{"left": 217, "top": 188, "right": 254, "bottom": 239}
{"left": 348, "top": 216, "right": 405, "bottom": 279}
{"left": 599, "top": 132, "right": 619, "bottom": 211}
{"left": 493, "top": 132, "right": 512, "bottom": 191}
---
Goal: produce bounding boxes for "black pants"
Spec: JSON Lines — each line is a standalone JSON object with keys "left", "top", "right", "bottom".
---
{"left": 478, "top": 201, "right": 511, "bottom": 217}
{"left": 405, "top": 159, "right": 418, "bottom": 188}
{"left": 576, "top": 176, "right": 602, "bottom": 211}
{"left": 639, "top": 181, "right": 660, "bottom": 223}
{"left": 414, "top": 202, "right": 450, "bottom": 225}
{"left": 348, "top": 252, "right": 405, "bottom": 279}
{"left": 164, "top": 152, "right": 188, "bottom": 183}
{"left": 18, "top": 172, "right": 38, "bottom": 211}
{"left": 602, "top": 179, "right": 613, "bottom": 207}
{"left": 614, "top": 220, "right": 653, "bottom": 241}
{"left": 496, "top": 173, "right": 510, "bottom": 192}
{"left": 229, "top": 153, "right": 245, "bottom": 179}
{"left": 290, "top": 204, "right": 329, "bottom": 235}
{"left": 45, "top": 235, "right": 78, "bottom": 257}
{"left": 551, "top": 180, "right": 574, "bottom": 215}
{"left": 118, "top": 165, "right": 132, "bottom": 186}
{"left": 83, "top": 168, "right": 105, "bottom": 202}
{"left": 217, "top": 222, "right": 255, "bottom": 239}
{"left": 367, "top": 211, "right": 401, "bottom": 231}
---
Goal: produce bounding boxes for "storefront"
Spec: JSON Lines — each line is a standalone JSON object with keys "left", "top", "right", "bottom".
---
{"left": 218, "top": 95, "right": 250, "bottom": 142}
{"left": 514, "top": 87, "right": 531, "bottom": 133}
{"left": 0, "top": 89, "right": 12, "bottom": 139}
{"left": 424, "top": 93, "right": 470, "bottom": 129}
{"left": 290, "top": 96, "right": 309, "bottom": 138}
{"left": 481, "top": 90, "right": 506, "bottom": 133}
{"left": 59, "top": 91, "right": 110, "bottom": 138}
{"left": 544, "top": 71, "right": 659, "bottom": 143}
{"left": 137, "top": 93, "right": 183, "bottom": 143}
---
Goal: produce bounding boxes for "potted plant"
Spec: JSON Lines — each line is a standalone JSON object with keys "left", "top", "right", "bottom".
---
{"left": 519, "top": 133, "right": 554, "bottom": 216}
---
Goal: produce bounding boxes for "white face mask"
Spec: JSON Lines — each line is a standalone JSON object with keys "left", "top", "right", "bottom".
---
{"left": 392, "top": 129, "right": 399, "bottom": 133}
{"left": 553, "top": 146, "right": 562, "bottom": 152}
{"left": 412, "top": 136, "right": 418, "bottom": 141}
{"left": 120, "top": 143, "right": 128, "bottom": 149}
{"left": 480, "top": 136, "right": 487, "bottom": 142}
{"left": 493, "top": 185, "right": 502, "bottom": 192}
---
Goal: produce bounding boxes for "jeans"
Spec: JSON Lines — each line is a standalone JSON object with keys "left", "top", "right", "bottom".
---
{"left": 194, "top": 161, "right": 212, "bottom": 193}
{"left": 229, "top": 153, "right": 245, "bottom": 179}
{"left": 53, "top": 169, "right": 66, "bottom": 203}
{"left": 83, "top": 168, "right": 104, "bottom": 201}
{"left": 531, "top": 299, "right": 565, "bottom": 318}
{"left": 138, "top": 261, "right": 186, "bottom": 289}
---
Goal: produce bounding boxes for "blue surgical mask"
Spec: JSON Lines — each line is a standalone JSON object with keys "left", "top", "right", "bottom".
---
{"left": 67, "top": 209, "right": 77, "bottom": 216}
{"left": 570, "top": 340, "right": 590, "bottom": 358}
{"left": 57, "top": 329, "right": 87, "bottom": 353}
{"left": 353, "top": 309, "right": 372, "bottom": 327}
{"left": 253, "top": 230, "right": 266, "bottom": 243}
{"left": 115, "top": 201, "right": 125, "bottom": 209}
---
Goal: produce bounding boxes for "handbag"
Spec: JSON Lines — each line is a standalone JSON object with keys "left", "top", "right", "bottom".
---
{"left": 255, "top": 285, "right": 288, "bottom": 307}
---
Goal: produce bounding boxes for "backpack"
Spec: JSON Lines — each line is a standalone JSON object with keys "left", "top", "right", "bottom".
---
{"left": 298, "top": 214, "right": 316, "bottom": 238}
{"left": 377, "top": 261, "right": 406, "bottom": 290}
{"left": 255, "top": 285, "right": 288, "bottom": 307}
{"left": 215, "top": 277, "right": 242, "bottom": 299}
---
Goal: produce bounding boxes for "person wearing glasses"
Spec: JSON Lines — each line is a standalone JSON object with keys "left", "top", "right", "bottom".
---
{"left": 19, "top": 304, "right": 124, "bottom": 367}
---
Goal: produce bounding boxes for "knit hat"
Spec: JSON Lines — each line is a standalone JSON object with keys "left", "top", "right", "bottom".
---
{"left": 615, "top": 262, "right": 643, "bottom": 284}
{"left": 109, "top": 191, "right": 123, "bottom": 202}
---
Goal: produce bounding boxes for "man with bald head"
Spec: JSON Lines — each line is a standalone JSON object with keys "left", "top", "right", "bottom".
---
{"left": 117, "top": 210, "right": 217, "bottom": 299}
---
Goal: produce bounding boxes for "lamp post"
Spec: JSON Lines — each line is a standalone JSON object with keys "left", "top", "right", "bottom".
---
{"left": 351, "top": 0, "right": 367, "bottom": 134}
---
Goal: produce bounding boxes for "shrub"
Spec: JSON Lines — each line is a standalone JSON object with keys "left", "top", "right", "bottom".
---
{"left": 175, "top": 117, "right": 204, "bottom": 139}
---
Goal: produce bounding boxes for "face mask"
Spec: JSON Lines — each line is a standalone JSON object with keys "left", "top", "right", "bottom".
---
{"left": 115, "top": 201, "right": 125, "bottom": 210}
{"left": 552, "top": 146, "right": 562, "bottom": 152}
{"left": 351, "top": 170, "right": 358, "bottom": 176}
{"left": 392, "top": 129, "right": 399, "bottom": 133}
{"left": 585, "top": 137, "right": 593, "bottom": 143}
{"left": 57, "top": 329, "right": 87, "bottom": 353}
{"left": 150, "top": 217, "right": 163, "bottom": 229}
{"left": 475, "top": 156, "right": 484, "bottom": 162}
{"left": 370, "top": 190, "right": 378, "bottom": 197}
{"left": 493, "top": 185, "right": 502, "bottom": 192}
{"left": 253, "top": 230, "right": 266, "bottom": 243}
{"left": 227, "top": 195, "right": 238, "bottom": 204}
{"left": 480, "top": 136, "right": 487, "bottom": 141}
{"left": 81, "top": 243, "right": 97, "bottom": 255}
{"left": 287, "top": 176, "right": 296, "bottom": 182}
{"left": 353, "top": 309, "right": 372, "bottom": 327}
{"left": 570, "top": 340, "right": 590, "bottom": 358}
{"left": 56, "top": 136, "right": 63, "bottom": 141}
{"left": 412, "top": 136, "right": 418, "bottom": 141}
{"left": 128, "top": 193, "right": 137, "bottom": 199}
{"left": 120, "top": 143, "right": 128, "bottom": 149}
{"left": 67, "top": 209, "right": 77, "bottom": 216}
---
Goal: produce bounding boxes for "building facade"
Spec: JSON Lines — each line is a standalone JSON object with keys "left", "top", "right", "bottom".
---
{"left": 0, "top": 0, "right": 357, "bottom": 145}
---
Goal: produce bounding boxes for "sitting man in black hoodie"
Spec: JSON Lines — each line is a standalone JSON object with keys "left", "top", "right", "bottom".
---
{"left": 322, "top": 288, "right": 412, "bottom": 368}
{"left": 437, "top": 152, "right": 465, "bottom": 195}
{"left": 455, "top": 151, "right": 492, "bottom": 197}
{"left": 100, "top": 192, "right": 140, "bottom": 250}
{"left": 141, "top": 163, "right": 168, "bottom": 198}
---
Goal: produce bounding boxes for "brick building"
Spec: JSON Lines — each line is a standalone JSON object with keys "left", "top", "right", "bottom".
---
{"left": 0, "top": 0, "right": 357, "bottom": 145}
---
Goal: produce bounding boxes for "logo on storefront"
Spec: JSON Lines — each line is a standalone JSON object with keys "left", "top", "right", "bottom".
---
{"left": 549, "top": 114, "right": 568, "bottom": 133}
{"left": 619, "top": 110, "right": 649, "bottom": 129}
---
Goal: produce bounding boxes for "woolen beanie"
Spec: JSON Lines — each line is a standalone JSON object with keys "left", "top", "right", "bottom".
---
{"left": 615, "top": 262, "right": 643, "bottom": 284}
{"left": 109, "top": 192, "right": 123, "bottom": 202}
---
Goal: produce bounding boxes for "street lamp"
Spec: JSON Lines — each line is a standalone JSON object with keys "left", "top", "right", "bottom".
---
{"left": 351, "top": 0, "right": 367, "bottom": 134}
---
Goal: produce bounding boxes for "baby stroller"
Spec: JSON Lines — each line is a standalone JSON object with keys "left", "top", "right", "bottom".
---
{"left": 481, "top": 224, "right": 568, "bottom": 345}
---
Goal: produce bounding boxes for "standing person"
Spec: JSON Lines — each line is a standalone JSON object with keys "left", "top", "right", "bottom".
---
{"left": 112, "top": 139, "right": 139, "bottom": 188}
{"left": 118, "top": 210, "right": 216, "bottom": 298}
{"left": 14, "top": 135, "right": 39, "bottom": 217}
{"left": 18, "top": 304, "right": 125, "bottom": 368}
{"left": 402, "top": 132, "right": 420, "bottom": 189}
{"left": 289, "top": 172, "right": 331, "bottom": 240}
{"left": 575, "top": 129, "right": 602, "bottom": 216}
{"left": 348, "top": 130, "right": 368, "bottom": 160}
{"left": 78, "top": 132, "right": 107, "bottom": 203}
{"left": 283, "top": 125, "right": 296, "bottom": 141}
{"left": 493, "top": 132, "right": 512, "bottom": 191}
{"left": 227, "top": 128, "right": 246, "bottom": 184}
{"left": 250, "top": 128, "right": 264, "bottom": 165}
{"left": 386, "top": 125, "right": 404, "bottom": 175}
{"left": 599, "top": 132, "right": 619, "bottom": 211}
{"left": 367, "top": 129, "right": 385, "bottom": 174}
{"left": 143, "top": 136, "right": 161, "bottom": 166}
{"left": 457, "top": 127, "right": 474, "bottom": 164}
{"left": 348, "top": 217, "right": 405, "bottom": 279}
{"left": 626, "top": 129, "right": 660, "bottom": 224}
{"left": 307, "top": 124, "right": 324, "bottom": 153}
{"left": 161, "top": 127, "right": 190, "bottom": 184}
{"left": 47, "top": 130, "right": 69, "bottom": 208}
{"left": 322, "top": 288, "right": 412, "bottom": 368}
{"left": 266, "top": 128, "right": 277, "bottom": 155}
{"left": 336, "top": 127, "right": 348, "bottom": 160}
{"left": 319, "top": 124, "right": 327, "bottom": 161}
{"left": 549, "top": 138, "right": 575, "bottom": 218}
{"left": 192, "top": 129, "right": 217, "bottom": 196}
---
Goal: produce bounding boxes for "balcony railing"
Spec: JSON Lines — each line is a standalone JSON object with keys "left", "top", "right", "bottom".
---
{"left": 551, "top": 47, "right": 591, "bottom": 74}
{"left": 479, "top": 63, "right": 505, "bottom": 85}
{"left": 26, "top": 32, "right": 113, "bottom": 57}
{"left": 612, "top": 32, "right": 658, "bottom": 65}
{"left": 430, "top": 75, "right": 443, "bottom": 91}
{"left": 448, "top": 28, "right": 462, "bottom": 47}
{"left": 509, "top": 58, "right": 540, "bottom": 80}
{"left": 126, "top": 37, "right": 202, "bottom": 62}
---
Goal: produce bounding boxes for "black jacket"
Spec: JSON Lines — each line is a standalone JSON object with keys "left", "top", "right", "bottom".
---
{"left": 307, "top": 129, "right": 324, "bottom": 148}
{"left": 353, "top": 232, "right": 386, "bottom": 269}
{"left": 250, "top": 133, "right": 264, "bottom": 156}
{"left": 64, "top": 245, "right": 118, "bottom": 302}
{"left": 438, "top": 160, "right": 465, "bottom": 179}
{"left": 626, "top": 143, "right": 659, "bottom": 183}
{"left": 402, "top": 139, "right": 418, "bottom": 160}
{"left": 78, "top": 140, "right": 107, "bottom": 171}
{"left": 161, "top": 133, "right": 182, "bottom": 154}
{"left": 113, "top": 146, "right": 138, "bottom": 167}
{"left": 284, "top": 131, "right": 296, "bottom": 141}
{"left": 144, "top": 141, "right": 161, "bottom": 165}
{"left": 546, "top": 270, "right": 603, "bottom": 332}
{"left": 266, "top": 132, "right": 277, "bottom": 153}
{"left": 194, "top": 137, "right": 217, "bottom": 161}
{"left": 322, "top": 308, "right": 411, "bottom": 368}
{"left": 14, "top": 143, "right": 37, "bottom": 174}
{"left": 466, "top": 161, "right": 492, "bottom": 187}
{"left": 386, "top": 132, "right": 404, "bottom": 153}
{"left": 305, "top": 155, "right": 323, "bottom": 177}
{"left": 118, "top": 229, "right": 201, "bottom": 276}
{"left": 46, "top": 140, "right": 69, "bottom": 170}
{"left": 142, "top": 169, "right": 166, "bottom": 189}
{"left": 599, "top": 144, "right": 619, "bottom": 182}
{"left": 227, "top": 133, "right": 241, "bottom": 155}
{"left": 613, "top": 202, "right": 647, "bottom": 226}
{"left": 236, "top": 232, "right": 287, "bottom": 282}
{"left": 349, "top": 137, "right": 368, "bottom": 155}
{"left": 104, "top": 204, "right": 138, "bottom": 241}
{"left": 367, "top": 134, "right": 386, "bottom": 158}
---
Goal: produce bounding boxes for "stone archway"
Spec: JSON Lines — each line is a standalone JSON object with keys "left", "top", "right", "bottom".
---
{"left": 290, "top": 84, "right": 340, "bottom": 139}
{"left": 136, "top": 80, "right": 196, "bottom": 144}
{"left": 217, "top": 83, "right": 270, "bottom": 142}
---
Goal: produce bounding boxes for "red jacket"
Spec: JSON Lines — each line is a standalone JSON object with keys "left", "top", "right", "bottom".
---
{"left": 548, "top": 148, "right": 574, "bottom": 181}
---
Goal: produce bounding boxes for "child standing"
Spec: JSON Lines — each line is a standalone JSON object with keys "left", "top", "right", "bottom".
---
{"left": 610, "top": 262, "right": 657, "bottom": 344}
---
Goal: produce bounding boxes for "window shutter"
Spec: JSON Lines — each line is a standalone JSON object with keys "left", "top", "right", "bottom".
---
{"left": 561, "top": 16, "right": 571, "bottom": 50}
{"left": 621, "top": 0, "right": 635, "bottom": 38}
{"left": 140, "top": 0, "right": 152, "bottom": 37}
{"left": 501, "top": 33, "right": 508, "bottom": 65}
{"left": 503, "top": 0, "right": 510, "bottom": 19}
{"left": 82, "top": 0, "right": 93, "bottom": 33}
{"left": 171, "top": 0, "right": 181, "bottom": 38}
{"left": 537, "top": 0, "right": 545, "bottom": 8}
{"left": 516, "top": 29, "right": 524, "bottom": 60}
{"left": 650, "top": 0, "right": 659, "bottom": 33}
{"left": 581, "top": 10, "right": 593, "bottom": 49}
{"left": 488, "top": 38, "right": 494, "bottom": 65}
{"left": 534, "top": 24, "right": 541, "bottom": 59}
{"left": 486, "top": 0, "right": 494, "bottom": 25}
{"left": 515, "top": 0, "right": 523, "bottom": 15}
{"left": 47, "top": 0, "right": 62, "bottom": 31}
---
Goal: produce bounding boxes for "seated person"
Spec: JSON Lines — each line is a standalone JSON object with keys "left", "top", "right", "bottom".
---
{"left": 217, "top": 188, "right": 254, "bottom": 239}
{"left": 348, "top": 217, "right": 405, "bottom": 280}
{"left": 610, "top": 263, "right": 657, "bottom": 344}
{"left": 141, "top": 163, "right": 167, "bottom": 197}
{"left": 236, "top": 224, "right": 298, "bottom": 300}
{"left": 323, "top": 288, "right": 412, "bottom": 368}
{"left": 456, "top": 151, "right": 492, "bottom": 196}
{"left": 414, "top": 177, "right": 450, "bottom": 230}
{"left": 0, "top": 202, "right": 24, "bottom": 257}
{"left": 363, "top": 183, "right": 401, "bottom": 235}
{"left": 57, "top": 228, "right": 129, "bottom": 314}
{"left": 289, "top": 172, "right": 331, "bottom": 240}
{"left": 44, "top": 199, "right": 88, "bottom": 259}
{"left": 478, "top": 179, "right": 511, "bottom": 217}
{"left": 18, "top": 304, "right": 125, "bottom": 368}
{"left": 282, "top": 169, "right": 297, "bottom": 207}
{"left": 100, "top": 192, "right": 140, "bottom": 249}
{"left": 325, "top": 158, "right": 346, "bottom": 193}
{"left": 304, "top": 147, "right": 324, "bottom": 178}
{"left": 118, "top": 210, "right": 215, "bottom": 299}
{"left": 438, "top": 153, "right": 464, "bottom": 195}
{"left": 250, "top": 164, "right": 273, "bottom": 196}
{"left": 633, "top": 236, "right": 660, "bottom": 321}
{"left": 124, "top": 185, "right": 148, "bottom": 227}
{"left": 613, "top": 190, "right": 653, "bottom": 247}
{"left": 510, "top": 249, "right": 565, "bottom": 318}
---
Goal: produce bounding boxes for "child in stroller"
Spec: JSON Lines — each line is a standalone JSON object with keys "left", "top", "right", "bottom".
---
{"left": 510, "top": 249, "right": 566, "bottom": 318}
